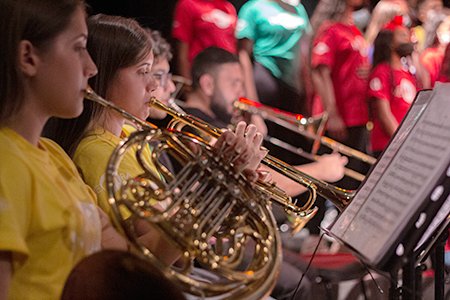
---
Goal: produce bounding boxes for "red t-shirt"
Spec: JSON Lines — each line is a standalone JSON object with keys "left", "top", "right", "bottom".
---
{"left": 368, "top": 63, "right": 418, "bottom": 152}
{"left": 172, "top": 0, "right": 237, "bottom": 62}
{"left": 420, "top": 47, "right": 444, "bottom": 87}
{"left": 311, "top": 22, "right": 370, "bottom": 127}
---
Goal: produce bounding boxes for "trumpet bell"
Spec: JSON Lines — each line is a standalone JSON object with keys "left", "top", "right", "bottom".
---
{"left": 289, "top": 207, "right": 319, "bottom": 235}
{"left": 106, "top": 128, "right": 282, "bottom": 299}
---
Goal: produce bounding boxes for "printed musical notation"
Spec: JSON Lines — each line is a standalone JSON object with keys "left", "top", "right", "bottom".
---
{"left": 331, "top": 84, "right": 450, "bottom": 265}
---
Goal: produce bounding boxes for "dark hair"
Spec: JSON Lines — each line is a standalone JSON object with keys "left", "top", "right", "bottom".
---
{"left": 372, "top": 29, "right": 394, "bottom": 68}
{"left": 61, "top": 250, "right": 186, "bottom": 300}
{"left": 148, "top": 29, "right": 173, "bottom": 63}
{"left": 44, "top": 14, "right": 152, "bottom": 156}
{"left": 191, "top": 47, "right": 240, "bottom": 90}
{"left": 0, "top": 0, "right": 84, "bottom": 125}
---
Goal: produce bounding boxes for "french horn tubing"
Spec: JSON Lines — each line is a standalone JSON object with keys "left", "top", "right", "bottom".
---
{"left": 84, "top": 87, "right": 282, "bottom": 299}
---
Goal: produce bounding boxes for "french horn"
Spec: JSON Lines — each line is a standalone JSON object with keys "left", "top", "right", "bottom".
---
{"left": 84, "top": 87, "right": 283, "bottom": 299}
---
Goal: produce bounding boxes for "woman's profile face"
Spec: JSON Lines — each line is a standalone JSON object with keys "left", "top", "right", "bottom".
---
{"left": 30, "top": 6, "right": 97, "bottom": 119}
{"left": 106, "top": 50, "right": 157, "bottom": 121}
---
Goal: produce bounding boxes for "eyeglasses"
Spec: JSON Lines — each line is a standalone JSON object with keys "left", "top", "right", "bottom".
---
{"left": 152, "top": 71, "right": 172, "bottom": 89}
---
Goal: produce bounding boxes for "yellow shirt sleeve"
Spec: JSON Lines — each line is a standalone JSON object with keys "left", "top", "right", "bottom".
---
{"left": 74, "top": 128, "right": 162, "bottom": 222}
{"left": 0, "top": 128, "right": 101, "bottom": 300}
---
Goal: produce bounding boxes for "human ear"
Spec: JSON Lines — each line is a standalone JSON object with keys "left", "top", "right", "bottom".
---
{"left": 17, "top": 40, "right": 40, "bottom": 77}
{"left": 199, "top": 74, "right": 215, "bottom": 97}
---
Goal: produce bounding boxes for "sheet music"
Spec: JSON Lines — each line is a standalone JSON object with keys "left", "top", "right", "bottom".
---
{"left": 331, "top": 90, "right": 432, "bottom": 236}
{"left": 330, "top": 84, "right": 450, "bottom": 265}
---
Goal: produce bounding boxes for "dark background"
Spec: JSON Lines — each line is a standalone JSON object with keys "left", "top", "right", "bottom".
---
{"left": 85, "top": 0, "right": 325, "bottom": 40}
{"left": 86, "top": 0, "right": 450, "bottom": 76}
{"left": 86, "top": 0, "right": 450, "bottom": 43}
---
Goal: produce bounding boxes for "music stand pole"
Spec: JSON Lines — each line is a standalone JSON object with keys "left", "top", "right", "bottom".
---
{"left": 434, "top": 228, "right": 448, "bottom": 300}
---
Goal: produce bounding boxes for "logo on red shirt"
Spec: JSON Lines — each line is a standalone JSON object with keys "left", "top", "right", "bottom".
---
{"left": 313, "top": 42, "right": 330, "bottom": 56}
{"left": 201, "top": 9, "right": 235, "bottom": 29}
{"left": 394, "top": 79, "right": 416, "bottom": 104}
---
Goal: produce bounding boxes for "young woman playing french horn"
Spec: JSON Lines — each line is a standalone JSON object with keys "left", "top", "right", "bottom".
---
{"left": 0, "top": 1, "right": 131, "bottom": 299}
{"left": 44, "top": 14, "right": 267, "bottom": 266}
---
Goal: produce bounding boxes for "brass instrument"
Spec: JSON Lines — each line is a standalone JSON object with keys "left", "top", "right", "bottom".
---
{"left": 85, "top": 87, "right": 294, "bottom": 299}
{"left": 234, "top": 97, "right": 377, "bottom": 182}
{"left": 171, "top": 75, "right": 192, "bottom": 100}
{"left": 148, "top": 96, "right": 356, "bottom": 213}
{"left": 84, "top": 86, "right": 356, "bottom": 298}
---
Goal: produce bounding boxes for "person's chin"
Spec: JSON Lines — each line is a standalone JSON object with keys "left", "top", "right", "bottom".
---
{"left": 59, "top": 106, "right": 84, "bottom": 119}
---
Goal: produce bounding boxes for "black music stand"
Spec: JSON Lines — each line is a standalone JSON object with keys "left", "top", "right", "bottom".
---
{"left": 325, "top": 84, "right": 450, "bottom": 299}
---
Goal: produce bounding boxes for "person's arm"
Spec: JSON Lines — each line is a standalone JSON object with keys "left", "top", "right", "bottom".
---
{"left": 311, "top": 65, "right": 347, "bottom": 140}
{"left": 99, "top": 206, "right": 182, "bottom": 265}
{"left": 97, "top": 207, "right": 129, "bottom": 251}
{"left": 176, "top": 41, "right": 191, "bottom": 80}
{"left": 0, "top": 251, "right": 12, "bottom": 300}
{"left": 260, "top": 153, "right": 347, "bottom": 196}
{"left": 238, "top": 39, "right": 267, "bottom": 136}
{"left": 371, "top": 97, "right": 398, "bottom": 137}
{"left": 410, "top": 51, "right": 430, "bottom": 89}
{"left": 238, "top": 39, "right": 258, "bottom": 101}
{"left": 134, "top": 218, "right": 181, "bottom": 265}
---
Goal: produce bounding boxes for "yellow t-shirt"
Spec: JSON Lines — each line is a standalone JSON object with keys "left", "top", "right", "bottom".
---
{"left": 73, "top": 128, "right": 158, "bottom": 220}
{"left": 0, "top": 127, "right": 101, "bottom": 300}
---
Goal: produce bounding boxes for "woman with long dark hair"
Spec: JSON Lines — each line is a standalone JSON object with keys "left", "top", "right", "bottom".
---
{"left": 368, "top": 16, "right": 419, "bottom": 157}
{"left": 44, "top": 14, "right": 267, "bottom": 266}
{"left": 0, "top": 1, "right": 127, "bottom": 299}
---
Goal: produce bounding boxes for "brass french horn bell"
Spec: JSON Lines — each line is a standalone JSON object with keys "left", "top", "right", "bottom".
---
{"left": 84, "top": 87, "right": 282, "bottom": 299}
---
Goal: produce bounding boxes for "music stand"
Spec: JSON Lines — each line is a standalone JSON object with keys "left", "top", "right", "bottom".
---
{"left": 325, "top": 84, "right": 450, "bottom": 299}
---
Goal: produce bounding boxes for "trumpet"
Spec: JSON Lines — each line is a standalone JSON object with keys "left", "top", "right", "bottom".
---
{"left": 234, "top": 97, "right": 376, "bottom": 181}
{"left": 171, "top": 74, "right": 192, "bottom": 100}
{"left": 148, "top": 96, "right": 356, "bottom": 213}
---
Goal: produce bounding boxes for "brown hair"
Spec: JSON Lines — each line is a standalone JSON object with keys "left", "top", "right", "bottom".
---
{"left": 148, "top": 29, "right": 173, "bottom": 63}
{"left": 372, "top": 29, "right": 395, "bottom": 68}
{"left": 191, "top": 47, "right": 240, "bottom": 90}
{"left": 0, "top": 0, "right": 84, "bottom": 125}
{"left": 43, "top": 14, "right": 153, "bottom": 156}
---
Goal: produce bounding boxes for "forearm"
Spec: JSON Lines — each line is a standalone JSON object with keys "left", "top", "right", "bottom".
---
{"left": 134, "top": 218, "right": 181, "bottom": 265}
{"left": 238, "top": 49, "right": 259, "bottom": 101}
{"left": 373, "top": 99, "right": 398, "bottom": 137}
{"left": 98, "top": 207, "right": 129, "bottom": 251}
{"left": 261, "top": 165, "right": 307, "bottom": 196}
{"left": 311, "top": 66, "right": 338, "bottom": 116}
{"left": 238, "top": 38, "right": 258, "bottom": 101}
{"left": 411, "top": 53, "right": 430, "bottom": 89}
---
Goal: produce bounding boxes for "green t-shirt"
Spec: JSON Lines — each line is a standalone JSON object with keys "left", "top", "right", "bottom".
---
{"left": 236, "top": 0, "right": 309, "bottom": 88}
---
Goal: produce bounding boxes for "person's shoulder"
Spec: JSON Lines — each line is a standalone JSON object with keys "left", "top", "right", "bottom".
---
{"left": 0, "top": 129, "right": 35, "bottom": 170}
{"left": 369, "top": 63, "right": 391, "bottom": 83}
{"left": 315, "top": 20, "right": 337, "bottom": 36}
{"left": 372, "top": 62, "right": 390, "bottom": 75}
{"left": 40, "top": 137, "right": 69, "bottom": 156}
{"left": 175, "top": 0, "right": 196, "bottom": 11}
{"left": 40, "top": 137, "right": 83, "bottom": 176}
{"left": 75, "top": 131, "right": 118, "bottom": 158}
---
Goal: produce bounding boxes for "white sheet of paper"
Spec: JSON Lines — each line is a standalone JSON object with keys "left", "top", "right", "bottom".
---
{"left": 331, "top": 84, "right": 450, "bottom": 265}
